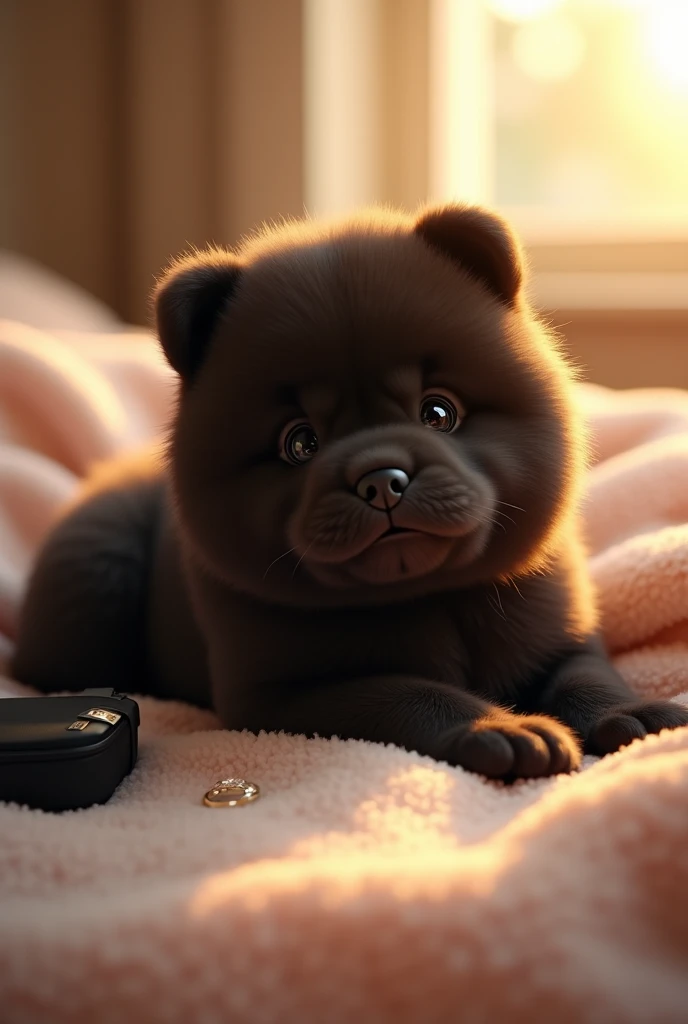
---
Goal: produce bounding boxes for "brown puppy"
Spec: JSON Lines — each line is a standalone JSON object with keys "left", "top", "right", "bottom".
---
{"left": 14, "top": 205, "right": 688, "bottom": 779}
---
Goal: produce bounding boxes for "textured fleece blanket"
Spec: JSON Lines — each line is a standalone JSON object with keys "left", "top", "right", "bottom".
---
{"left": 1, "top": 319, "right": 688, "bottom": 1024}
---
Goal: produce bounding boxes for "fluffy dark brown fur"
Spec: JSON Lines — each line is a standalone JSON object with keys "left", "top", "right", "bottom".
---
{"left": 14, "top": 204, "right": 688, "bottom": 779}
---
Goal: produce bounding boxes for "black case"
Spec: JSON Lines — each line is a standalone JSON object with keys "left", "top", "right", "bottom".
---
{"left": 0, "top": 688, "right": 139, "bottom": 811}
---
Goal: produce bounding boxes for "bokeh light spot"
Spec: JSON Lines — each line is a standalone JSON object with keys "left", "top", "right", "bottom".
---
{"left": 512, "top": 14, "right": 587, "bottom": 82}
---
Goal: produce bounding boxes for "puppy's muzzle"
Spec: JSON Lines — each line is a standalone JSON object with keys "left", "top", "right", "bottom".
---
{"left": 356, "top": 468, "right": 410, "bottom": 510}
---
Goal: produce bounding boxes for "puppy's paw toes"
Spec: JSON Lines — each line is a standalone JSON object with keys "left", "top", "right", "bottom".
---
{"left": 587, "top": 700, "right": 688, "bottom": 756}
{"left": 441, "top": 714, "right": 581, "bottom": 780}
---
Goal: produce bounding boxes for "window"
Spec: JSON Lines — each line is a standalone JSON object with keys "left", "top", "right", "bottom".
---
{"left": 304, "top": 0, "right": 688, "bottom": 387}
{"left": 482, "top": 0, "right": 688, "bottom": 223}
{"left": 306, "top": 0, "right": 688, "bottom": 247}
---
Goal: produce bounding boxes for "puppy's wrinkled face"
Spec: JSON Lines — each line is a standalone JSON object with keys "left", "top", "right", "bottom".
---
{"left": 156, "top": 206, "right": 580, "bottom": 608}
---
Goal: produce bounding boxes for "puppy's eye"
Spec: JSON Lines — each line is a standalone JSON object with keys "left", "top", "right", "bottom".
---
{"left": 280, "top": 421, "right": 319, "bottom": 465}
{"left": 420, "top": 391, "right": 463, "bottom": 433}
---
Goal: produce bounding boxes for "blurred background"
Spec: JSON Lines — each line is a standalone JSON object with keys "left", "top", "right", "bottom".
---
{"left": 1, "top": 0, "right": 686, "bottom": 387}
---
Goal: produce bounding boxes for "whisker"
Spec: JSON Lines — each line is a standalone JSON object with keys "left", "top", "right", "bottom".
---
{"left": 494, "top": 500, "right": 525, "bottom": 513}
{"left": 291, "top": 543, "right": 313, "bottom": 579}
{"left": 492, "top": 583, "right": 507, "bottom": 621}
{"left": 471, "top": 503, "right": 516, "bottom": 527}
{"left": 262, "top": 547, "right": 296, "bottom": 580}
{"left": 462, "top": 510, "right": 505, "bottom": 533}
{"left": 487, "top": 595, "right": 507, "bottom": 622}
{"left": 509, "top": 579, "right": 526, "bottom": 602}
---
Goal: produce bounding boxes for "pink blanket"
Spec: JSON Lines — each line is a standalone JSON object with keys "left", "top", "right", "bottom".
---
{"left": 1, "top": 319, "right": 687, "bottom": 1023}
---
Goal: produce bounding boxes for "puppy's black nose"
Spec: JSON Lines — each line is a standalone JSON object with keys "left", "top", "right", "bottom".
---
{"left": 356, "top": 468, "right": 410, "bottom": 510}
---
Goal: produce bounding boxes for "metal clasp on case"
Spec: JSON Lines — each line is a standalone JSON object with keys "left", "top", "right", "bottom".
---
{"left": 79, "top": 708, "right": 122, "bottom": 726}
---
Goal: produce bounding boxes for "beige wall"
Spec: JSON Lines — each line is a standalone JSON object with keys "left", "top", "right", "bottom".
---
{"left": 3, "top": 0, "right": 122, "bottom": 311}
{"left": 1, "top": 0, "right": 304, "bottom": 324}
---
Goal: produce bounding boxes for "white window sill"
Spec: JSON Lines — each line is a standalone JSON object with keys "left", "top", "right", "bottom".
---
{"left": 530, "top": 272, "right": 688, "bottom": 313}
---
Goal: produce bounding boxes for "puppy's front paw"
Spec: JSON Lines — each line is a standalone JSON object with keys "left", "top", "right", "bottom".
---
{"left": 440, "top": 714, "right": 581, "bottom": 780}
{"left": 586, "top": 700, "right": 688, "bottom": 756}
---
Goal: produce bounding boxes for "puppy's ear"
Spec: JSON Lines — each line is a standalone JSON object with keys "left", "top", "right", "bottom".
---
{"left": 153, "top": 249, "right": 241, "bottom": 380}
{"left": 414, "top": 204, "right": 523, "bottom": 306}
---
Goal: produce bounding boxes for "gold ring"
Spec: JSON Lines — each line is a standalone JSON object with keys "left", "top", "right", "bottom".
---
{"left": 202, "top": 778, "right": 260, "bottom": 808}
